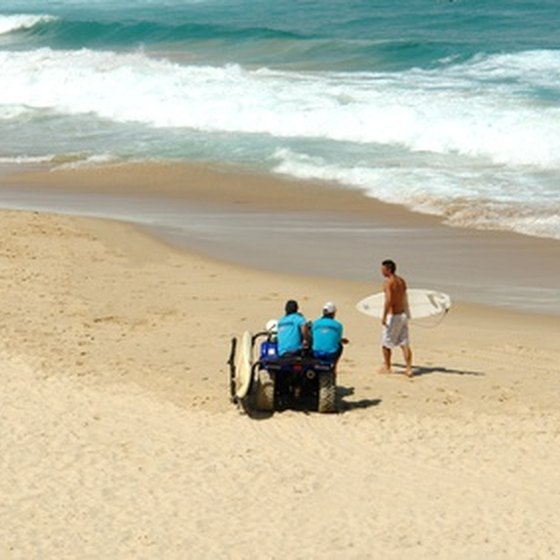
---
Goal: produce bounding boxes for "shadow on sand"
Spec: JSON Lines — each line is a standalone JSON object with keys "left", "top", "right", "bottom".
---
{"left": 394, "top": 363, "right": 485, "bottom": 377}
{"left": 337, "top": 386, "right": 382, "bottom": 412}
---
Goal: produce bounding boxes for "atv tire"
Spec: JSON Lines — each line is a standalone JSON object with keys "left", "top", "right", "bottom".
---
{"left": 255, "top": 369, "right": 275, "bottom": 411}
{"left": 318, "top": 370, "right": 337, "bottom": 413}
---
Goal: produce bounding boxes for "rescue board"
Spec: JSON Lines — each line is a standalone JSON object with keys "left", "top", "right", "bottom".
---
{"left": 234, "top": 330, "right": 253, "bottom": 399}
{"left": 356, "top": 289, "right": 451, "bottom": 320}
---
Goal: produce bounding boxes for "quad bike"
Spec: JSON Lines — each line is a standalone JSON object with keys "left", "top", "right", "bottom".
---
{"left": 228, "top": 326, "right": 337, "bottom": 414}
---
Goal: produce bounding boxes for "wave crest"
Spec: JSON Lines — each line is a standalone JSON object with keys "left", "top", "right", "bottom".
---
{"left": 0, "top": 14, "right": 57, "bottom": 35}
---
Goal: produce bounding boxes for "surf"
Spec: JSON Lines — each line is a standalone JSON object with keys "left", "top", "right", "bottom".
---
{"left": 2, "top": 47, "right": 560, "bottom": 165}
{"left": 1, "top": 0, "right": 559, "bottom": 242}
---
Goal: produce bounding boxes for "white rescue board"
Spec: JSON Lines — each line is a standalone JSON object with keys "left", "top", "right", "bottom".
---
{"left": 234, "top": 330, "right": 253, "bottom": 399}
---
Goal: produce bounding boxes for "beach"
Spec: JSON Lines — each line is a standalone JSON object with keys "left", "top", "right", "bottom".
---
{"left": 2, "top": 1, "right": 560, "bottom": 557}
{"left": 1, "top": 164, "right": 559, "bottom": 559}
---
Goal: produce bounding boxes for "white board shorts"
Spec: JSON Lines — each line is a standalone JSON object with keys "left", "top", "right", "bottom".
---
{"left": 382, "top": 313, "right": 410, "bottom": 348}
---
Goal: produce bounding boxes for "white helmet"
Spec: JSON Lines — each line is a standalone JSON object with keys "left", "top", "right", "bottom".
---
{"left": 265, "top": 319, "right": 278, "bottom": 334}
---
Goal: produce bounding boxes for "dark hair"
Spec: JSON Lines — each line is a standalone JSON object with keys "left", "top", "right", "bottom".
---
{"left": 285, "top": 299, "right": 299, "bottom": 314}
{"left": 382, "top": 259, "right": 396, "bottom": 273}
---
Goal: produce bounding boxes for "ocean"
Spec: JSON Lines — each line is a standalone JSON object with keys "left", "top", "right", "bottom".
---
{"left": 1, "top": 0, "right": 559, "bottom": 240}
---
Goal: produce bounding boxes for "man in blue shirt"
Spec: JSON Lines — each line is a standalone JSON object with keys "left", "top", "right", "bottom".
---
{"left": 277, "top": 300, "right": 309, "bottom": 356}
{"left": 311, "top": 302, "right": 349, "bottom": 366}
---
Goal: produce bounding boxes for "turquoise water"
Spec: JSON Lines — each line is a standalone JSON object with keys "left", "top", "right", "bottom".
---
{"left": 1, "top": 0, "right": 559, "bottom": 238}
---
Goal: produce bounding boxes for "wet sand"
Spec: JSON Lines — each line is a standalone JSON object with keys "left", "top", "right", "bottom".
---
{"left": 3, "top": 162, "right": 560, "bottom": 314}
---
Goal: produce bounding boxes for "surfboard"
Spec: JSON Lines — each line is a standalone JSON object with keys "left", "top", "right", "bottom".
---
{"left": 356, "top": 289, "right": 451, "bottom": 319}
{"left": 234, "top": 330, "right": 254, "bottom": 400}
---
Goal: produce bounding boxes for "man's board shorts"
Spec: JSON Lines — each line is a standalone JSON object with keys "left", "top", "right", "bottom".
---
{"left": 382, "top": 313, "right": 409, "bottom": 348}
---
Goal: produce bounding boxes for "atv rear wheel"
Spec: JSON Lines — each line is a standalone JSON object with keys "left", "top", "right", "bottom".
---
{"left": 317, "top": 370, "right": 336, "bottom": 413}
{"left": 255, "top": 369, "right": 275, "bottom": 411}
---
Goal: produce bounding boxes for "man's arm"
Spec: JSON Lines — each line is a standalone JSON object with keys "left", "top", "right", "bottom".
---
{"left": 382, "top": 280, "right": 392, "bottom": 326}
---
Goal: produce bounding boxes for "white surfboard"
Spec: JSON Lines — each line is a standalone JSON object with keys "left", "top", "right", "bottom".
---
{"left": 356, "top": 289, "right": 451, "bottom": 320}
{"left": 234, "top": 330, "right": 254, "bottom": 400}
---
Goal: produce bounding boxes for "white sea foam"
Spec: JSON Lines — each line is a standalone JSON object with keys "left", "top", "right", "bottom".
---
{"left": 271, "top": 148, "right": 560, "bottom": 240}
{"left": 0, "top": 14, "right": 57, "bottom": 35}
{"left": 1, "top": 48, "right": 560, "bottom": 168}
{"left": 0, "top": 153, "right": 117, "bottom": 168}
{"left": 52, "top": 153, "right": 118, "bottom": 170}
{"left": 0, "top": 154, "right": 56, "bottom": 164}
{"left": 448, "top": 50, "right": 560, "bottom": 90}
{"left": 0, "top": 105, "right": 33, "bottom": 120}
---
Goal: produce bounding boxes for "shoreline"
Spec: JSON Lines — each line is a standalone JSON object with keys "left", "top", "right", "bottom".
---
{"left": 1, "top": 161, "right": 560, "bottom": 316}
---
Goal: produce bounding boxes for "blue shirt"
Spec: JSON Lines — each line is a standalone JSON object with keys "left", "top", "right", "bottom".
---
{"left": 311, "top": 316, "right": 343, "bottom": 355}
{"left": 277, "top": 312, "right": 306, "bottom": 356}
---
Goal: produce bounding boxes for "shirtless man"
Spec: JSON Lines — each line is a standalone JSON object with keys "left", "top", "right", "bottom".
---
{"left": 380, "top": 259, "right": 413, "bottom": 377}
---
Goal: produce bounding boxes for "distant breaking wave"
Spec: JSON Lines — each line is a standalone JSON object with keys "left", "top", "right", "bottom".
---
{"left": 0, "top": 14, "right": 57, "bottom": 35}
{"left": 0, "top": 12, "right": 484, "bottom": 72}
{"left": 0, "top": 13, "right": 304, "bottom": 48}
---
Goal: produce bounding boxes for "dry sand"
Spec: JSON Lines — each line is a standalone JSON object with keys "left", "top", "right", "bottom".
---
{"left": 1, "top": 164, "right": 559, "bottom": 558}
